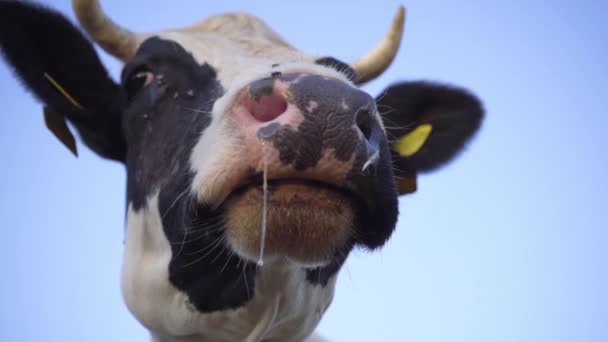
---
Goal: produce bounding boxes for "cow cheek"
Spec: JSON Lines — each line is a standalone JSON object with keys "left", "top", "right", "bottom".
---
{"left": 223, "top": 183, "right": 354, "bottom": 265}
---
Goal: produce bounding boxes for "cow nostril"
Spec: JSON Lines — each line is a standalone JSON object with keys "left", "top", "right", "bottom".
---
{"left": 356, "top": 109, "right": 373, "bottom": 141}
{"left": 249, "top": 94, "right": 288, "bottom": 122}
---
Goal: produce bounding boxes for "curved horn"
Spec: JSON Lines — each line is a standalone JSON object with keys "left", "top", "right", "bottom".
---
{"left": 350, "top": 6, "right": 405, "bottom": 84}
{"left": 72, "top": 0, "right": 138, "bottom": 60}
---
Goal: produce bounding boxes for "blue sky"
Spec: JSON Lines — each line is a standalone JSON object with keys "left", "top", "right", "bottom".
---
{"left": 0, "top": 0, "right": 606, "bottom": 341}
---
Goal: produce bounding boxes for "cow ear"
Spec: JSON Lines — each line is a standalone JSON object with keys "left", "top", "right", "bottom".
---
{"left": 0, "top": 2, "right": 126, "bottom": 161}
{"left": 376, "top": 81, "right": 483, "bottom": 194}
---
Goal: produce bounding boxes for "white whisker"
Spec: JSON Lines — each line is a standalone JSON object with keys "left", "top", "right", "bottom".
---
{"left": 161, "top": 187, "right": 191, "bottom": 220}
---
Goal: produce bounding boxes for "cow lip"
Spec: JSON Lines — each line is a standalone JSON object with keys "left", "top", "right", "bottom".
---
{"left": 222, "top": 175, "right": 360, "bottom": 266}
{"left": 228, "top": 175, "right": 363, "bottom": 205}
{"left": 232, "top": 177, "right": 354, "bottom": 198}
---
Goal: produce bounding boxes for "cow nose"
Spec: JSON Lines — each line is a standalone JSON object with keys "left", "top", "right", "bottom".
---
{"left": 239, "top": 73, "right": 383, "bottom": 173}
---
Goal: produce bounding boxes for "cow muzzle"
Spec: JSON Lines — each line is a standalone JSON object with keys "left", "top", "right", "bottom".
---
{"left": 219, "top": 73, "right": 385, "bottom": 266}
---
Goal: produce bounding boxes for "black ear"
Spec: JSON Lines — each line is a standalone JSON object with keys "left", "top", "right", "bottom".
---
{"left": 377, "top": 81, "right": 483, "bottom": 193}
{"left": 0, "top": 1, "right": 126, "bottom": 161}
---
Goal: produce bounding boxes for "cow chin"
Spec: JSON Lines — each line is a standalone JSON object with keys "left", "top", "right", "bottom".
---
{"left": 223, "top": 180, "right": 355, "bottom": 266}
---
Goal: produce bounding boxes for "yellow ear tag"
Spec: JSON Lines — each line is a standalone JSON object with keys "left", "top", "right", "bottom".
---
{"left": 43, "top": 107, "right": 78, "bottom": 157}
{"left": 397, "top": 176, "right": 417, "bottom": 195}
{"left": 42, "top": 73, "right": 82, "bottom": 157}
{"left": 393, "top": 124, "right": 433, "bottom": 157}
{"left": 43, "top": 73, "right": 83, "bottom": 109}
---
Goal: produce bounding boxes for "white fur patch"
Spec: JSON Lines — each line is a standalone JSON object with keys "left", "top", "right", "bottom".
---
{"left": 122, "top": 194, "right": 336, "bottom": 342}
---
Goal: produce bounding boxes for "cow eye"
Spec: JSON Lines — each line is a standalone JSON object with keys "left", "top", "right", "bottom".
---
{"left": 125, "top": 66, "right": 154, "bottom": 99}
{"left": 315, "top": 57, "right": 357, "bottom": 82}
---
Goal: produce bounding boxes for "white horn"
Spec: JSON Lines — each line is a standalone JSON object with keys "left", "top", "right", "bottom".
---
{"left": 350, "top": 6, "right": 405, "bottom": 84}
{"left": 72, "top": 0, "right": 138, "bottom": 60}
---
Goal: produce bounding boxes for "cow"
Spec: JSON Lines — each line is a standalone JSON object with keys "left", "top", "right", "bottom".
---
{"left": 0, "top": 1, "right": 483, "bottom": 341}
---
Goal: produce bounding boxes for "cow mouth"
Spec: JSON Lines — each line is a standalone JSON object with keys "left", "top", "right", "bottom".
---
{"left": 222, "top": 177, "right": 359, "bottom": 266}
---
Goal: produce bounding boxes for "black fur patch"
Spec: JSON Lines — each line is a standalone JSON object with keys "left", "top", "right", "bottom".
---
{"left": 121, "top": 38, "right": 257, "bottom": 311}
{"left": 123, "top": 37, "right": 223, "bottom": 211}
{"left": 0, "top": 1, "right": 126, "bottom": 161}
{"left": 345, "top": 144, "right": 399, "bottom": 249}
{"left": 159, "top": 176, "right": 257, "bottom": 311}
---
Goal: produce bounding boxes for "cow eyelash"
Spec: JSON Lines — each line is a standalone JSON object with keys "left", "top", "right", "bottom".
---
{"left": 125, "top": 66, "right": 155, "bottom": 99}
{"left": 315, "top": 57, "right": 357, "bottom": 82}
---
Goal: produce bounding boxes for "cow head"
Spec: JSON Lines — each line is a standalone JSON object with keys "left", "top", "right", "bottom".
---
{"left": 0, "top": 1, "right": 483, "bottom": 340}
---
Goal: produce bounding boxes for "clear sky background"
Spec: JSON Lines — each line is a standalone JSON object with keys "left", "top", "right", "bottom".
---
{"left": 0, "top": 0, "right": 606, "bottom": 341}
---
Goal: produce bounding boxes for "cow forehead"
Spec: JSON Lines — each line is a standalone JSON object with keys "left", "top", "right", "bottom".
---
{"left": 180, "top": 12, "right": 294, "bottom": 50}
{"left": 153, "top": 30, "right": 305, "bottom": 84}
{"left": 136, "top": 12, "right": 329, "bottom": 85}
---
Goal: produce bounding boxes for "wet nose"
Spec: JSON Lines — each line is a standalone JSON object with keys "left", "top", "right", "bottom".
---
{"left": 238, "top": 73, "right": 382, "bottom": 173}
